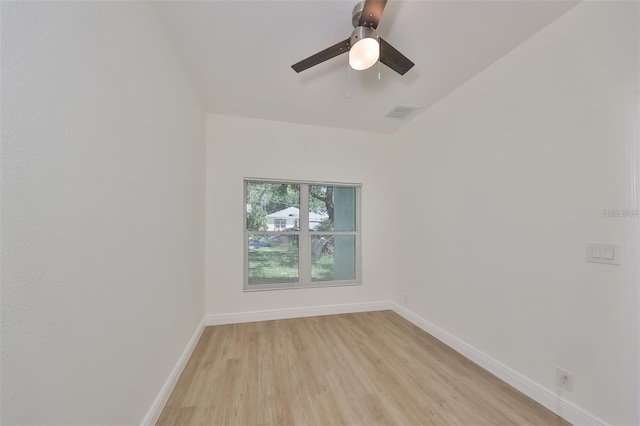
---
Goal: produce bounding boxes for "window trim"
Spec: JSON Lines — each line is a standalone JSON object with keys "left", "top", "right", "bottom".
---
{"left": 243, "top": 178, "right": 362, "bottom": 291}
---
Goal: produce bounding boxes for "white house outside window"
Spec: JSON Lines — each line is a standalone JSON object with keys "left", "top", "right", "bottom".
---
{"left": 244, "top": 179, "right": 361, "bottom": 290}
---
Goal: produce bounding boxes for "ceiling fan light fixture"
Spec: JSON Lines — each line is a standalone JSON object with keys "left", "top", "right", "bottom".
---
{"left": 349, "top": 26, "right": 379, "bottom": 71}
{"left": 291, "top": 0, "right": 414, "bottom": 76}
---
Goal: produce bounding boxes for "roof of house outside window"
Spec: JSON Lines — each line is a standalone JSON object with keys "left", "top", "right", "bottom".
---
{"left": 266, "top": 207, "right": 327, "bottom": 222}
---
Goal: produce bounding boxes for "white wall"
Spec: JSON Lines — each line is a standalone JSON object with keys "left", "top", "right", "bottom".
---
{"left": 1, "top": 2, "right": 205, "bottom": 424}
{"left": 206, "top": 114, "right": 393, "bottom": 315}
{"left": 391, "top": 2, "right": 639, "bottom": 424}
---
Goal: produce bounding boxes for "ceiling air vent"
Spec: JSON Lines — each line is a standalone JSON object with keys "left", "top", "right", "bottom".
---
{"left": 385, "top": 104, "right": 419, "bottom": 119}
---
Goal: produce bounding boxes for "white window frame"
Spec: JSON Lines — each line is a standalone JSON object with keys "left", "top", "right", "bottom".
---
{"left": 244, "top": 178, "right": 362, "bottom": 291}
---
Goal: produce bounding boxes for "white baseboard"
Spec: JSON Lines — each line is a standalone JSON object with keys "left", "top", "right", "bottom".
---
{"left": 140, "top": 319, "right": 205, "bottom": 426}
{"left": 206, "top": 300, "right": 393, "bottom": 325}
{"left": 390, "top": 302, "right": 606, "bottom": 426}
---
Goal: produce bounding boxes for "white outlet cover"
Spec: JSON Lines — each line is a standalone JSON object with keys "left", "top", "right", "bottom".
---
{"left": 556, "top": 367, "right": 574, "bottom": 391}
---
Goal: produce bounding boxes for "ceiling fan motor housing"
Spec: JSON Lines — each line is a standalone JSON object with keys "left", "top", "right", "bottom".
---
{"left": 350, "top": 25, "right": 379, "bottom": 48}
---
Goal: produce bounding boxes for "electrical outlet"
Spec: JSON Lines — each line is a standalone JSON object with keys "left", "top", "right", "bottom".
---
{"left": 556, "top": 367, "right": 574, "bottom": 391}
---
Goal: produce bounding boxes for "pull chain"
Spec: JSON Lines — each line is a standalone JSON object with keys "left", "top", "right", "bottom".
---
{"left": 347, "top": 63, "right": 351, "bottom": 99}
{"left": 378, "top": 37, "right": 382, "bottom": 80}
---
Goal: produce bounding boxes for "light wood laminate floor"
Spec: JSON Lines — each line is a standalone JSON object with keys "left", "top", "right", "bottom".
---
{"left": 157, "top": 310, "right": 568, "bottom": 425}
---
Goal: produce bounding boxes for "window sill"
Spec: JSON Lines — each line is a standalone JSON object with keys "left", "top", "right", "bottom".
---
{"left": 243, "top": 280, "right": 362, "bottom": 292}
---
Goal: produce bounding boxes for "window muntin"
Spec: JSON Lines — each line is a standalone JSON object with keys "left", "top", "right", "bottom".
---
{"left": 244, "top": 179, "right": 361, "bottom": 290}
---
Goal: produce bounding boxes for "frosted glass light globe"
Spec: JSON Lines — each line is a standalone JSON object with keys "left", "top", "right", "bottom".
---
{"left": 349, "top": 38, "right": 380, "bottom": 71}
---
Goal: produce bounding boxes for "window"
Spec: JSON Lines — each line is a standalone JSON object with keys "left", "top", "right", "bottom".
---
{"left": 244, "top": 179, "right": 361, "bottom": 290}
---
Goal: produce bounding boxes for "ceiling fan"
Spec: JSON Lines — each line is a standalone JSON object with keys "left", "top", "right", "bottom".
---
{"left": 291, "top": 0, "right": 414, "bottom": 75}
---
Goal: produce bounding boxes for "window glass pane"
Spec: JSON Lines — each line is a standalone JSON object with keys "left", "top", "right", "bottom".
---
{"left": 309, "top": 185, "right": 356, "bottom": 231}
{"left": 248, "top": 235, "right": 299, "bottom": 284}
{"left": 311, "top": 235, "right": 356, "bottom": 282}
{"left": 246, "top": 182, "right": 300, "bottom": 231}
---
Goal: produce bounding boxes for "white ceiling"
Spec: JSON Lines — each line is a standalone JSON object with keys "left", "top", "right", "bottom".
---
{"left": 155, "top": 0, "right": 578, "bottom": 134}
